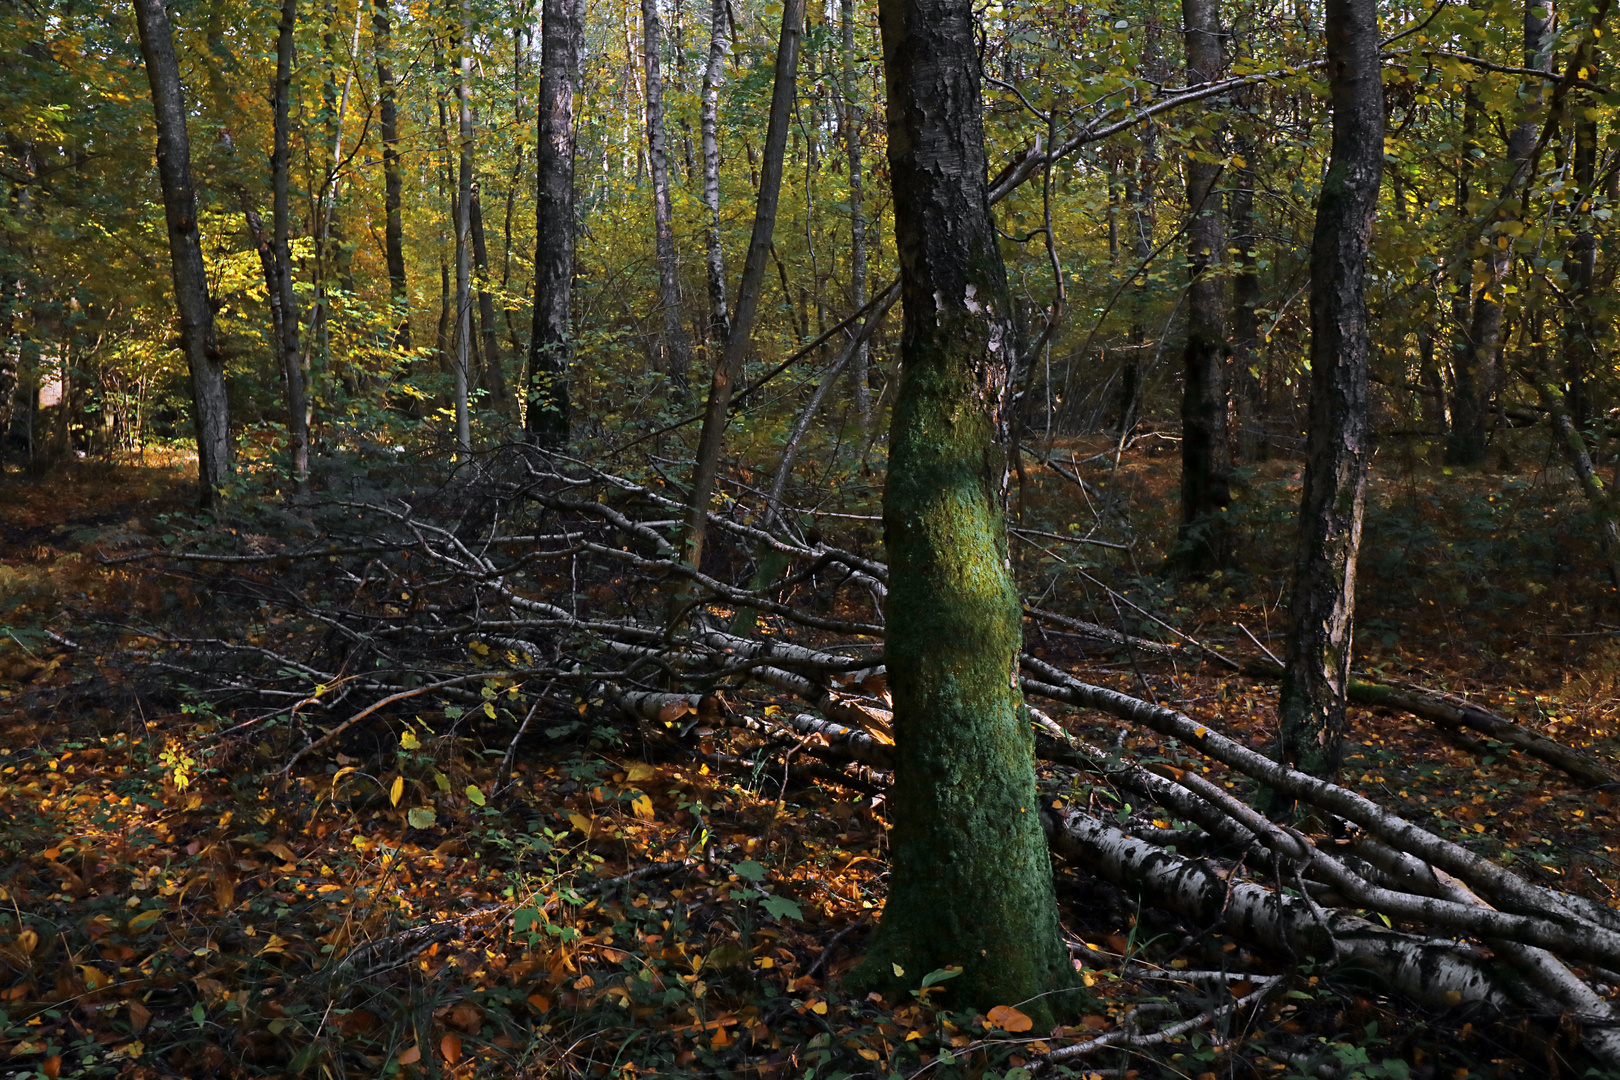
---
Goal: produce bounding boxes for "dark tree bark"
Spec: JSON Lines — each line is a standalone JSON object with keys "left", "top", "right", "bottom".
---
{"left": 452, "top": 0, "right": 474, "bottom": 457}
{"left": 1229, "top": 114, "right": 1262, "bottom": 461}
{"left": 374, "top": 0, "right": 410, "bottom": 349}
{"left": 681, "top": 0, "right": 804, "bottom": 574}
{"left": 1445, "top": 91, "right": 1479, "bottom": 459}
{"left": 1276, "top": 0, "right": 1383, "bottom": 779}
{"left": 526, "top": 0, "right": 583, "bottom": 446}
{"left": 1177, "top": 0, "right": 1231, "bottom": 570}
{"left": 273, "top": 0, "right": 311, "bottom": 490}
{"left": 643, "top": 0, "right": 694, "bottom": 391}
{"left": 1447, "top": 1, "right": 1551, "bottom": 466}
{"left": 840, "top": 0, "right": 872, "bottom": 422}
{"left": 133, "top": 0, "right": 231, "bottom": 506}
{"left": 846, "top": 0, "right": 1077, "bottom": 1025}
{"left": 1562, "top": 82, "right": 1598, "bottom": 431}
{"left": 469, "top": 184, "right": 508, "bottom": 408}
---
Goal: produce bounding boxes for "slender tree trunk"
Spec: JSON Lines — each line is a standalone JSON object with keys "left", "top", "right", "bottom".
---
{"left": 1276, "top": 0, "right": 1383, "bottom": 779}
{"left": 847, "top": 0, "right": 1076, "bottom": 1024}
{"left": 469, "top": 185, "right": 508, "bottom": 408}
{"left": 1118, "top": 119, "right": 1157, "bottom": 437}
{"left": 1446, "top": 92, "right": 1480, "bottom": 460}
{"left": 1230, "top": 116, "right": 1261, "bottom": 461}
{"left": 1563, "top": 93, "right": 1598, "bottom": 431}
{"left": 1448, "top": 1, "right": 1551, "bottom": 466}
{"left": 699, "top": 0, "right": 730, "bottom": 347}
{"left": 681, "top": 0, "right": 804, "bottom": 574}
{"left": 1534, "top": 377, "right": 1620, "bottom": 593}
{"left": 1177, "top": 0, "right": 1231, "bottom": 570}
{"left": 374, "top": 0, "right": 410, "bottom": 349}
{"left": 134, "top": 0, "right": 229, "bottom": 505}
{"left": 527, "top": 0, "right": 583, "bottom": 445}
{"left": 273, "top": 0, "right": 311, "bottom": 491}
{"left": 643, "top": 0, "right": 693, "bottom": 391}
{"left": 452, "top": 0, "right": 474, "bottom": 458}
{"left": 840, "top": 0, "right": 871, "bottom": 422}
{"left": 437, "top": 257, "right": 452, "bottom": 370}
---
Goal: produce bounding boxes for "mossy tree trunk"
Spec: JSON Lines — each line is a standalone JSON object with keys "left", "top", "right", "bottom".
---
{"left": 1277, "top": 0, "right": 1382, "bottom": 779}
{"left": 850, "top": 0, "right": 1077, "bottom": 1027}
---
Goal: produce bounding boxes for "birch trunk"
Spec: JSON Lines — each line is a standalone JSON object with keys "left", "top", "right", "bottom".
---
{"left": 273, "top": 0, "right": 311, "bottom": 491}
{"left": 643, "top": 0, "right": 694, "bottom": 390}
{"left": 681, "top": 0, "right": 803, "bottom": 574}
{"left": 699, "top": 0, "right": 730, "bottom": 345}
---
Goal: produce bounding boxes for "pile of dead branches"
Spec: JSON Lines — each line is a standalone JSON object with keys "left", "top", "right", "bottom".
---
{"left": 106, "top": 446, "right": 1620, "bottom": 1072}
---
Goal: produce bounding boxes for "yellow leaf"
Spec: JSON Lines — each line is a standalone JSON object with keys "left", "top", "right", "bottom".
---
{"left": 625, "top": 762, "right": 657, "bottom": 782}
{"left": 1443, "top": 990, "right": 1463, "bottom": 1006}
{"left": 400, "top": 730, "right": 420, "bottom": 750}
{"left": 810, "top": 1000, "right": 828, "bottom": 1015}
{"left": 631, "top": 794, "right": 655, "bottom": 820}
{"left": 259, "top": 934, "right": 290, "bottom": 955}
{"left": 16, "top": 928, "right": 37, "bottom": 955}
{"left": 987, "top": 1004, "right": 1034, "bottom": 1032}
{"left": 483, "top": 701, "right": 497, "bottom": 720}
{"left": 127, "top": 909, "right": 161, "bottom": 933}
{"left": 77, "top": 964, "right": 108, "bottom": 990}
{"left": 568, "top": 812, "right": 593, "bottom": 835}
{"left": 858, "top": 1048, "right": 880, "bottom": 1060}
{"left": 390, "top": 776, "right": 404, "bottom": 807}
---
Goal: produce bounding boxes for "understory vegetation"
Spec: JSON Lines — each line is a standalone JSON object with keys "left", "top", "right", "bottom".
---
{"left": 4, "top": 429, "right": 1620, "bottom": 1079}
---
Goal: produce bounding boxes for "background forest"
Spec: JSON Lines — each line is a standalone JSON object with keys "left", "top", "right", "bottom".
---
{"left": 9, "top": 0, "right": 1620, "bottom": 1076}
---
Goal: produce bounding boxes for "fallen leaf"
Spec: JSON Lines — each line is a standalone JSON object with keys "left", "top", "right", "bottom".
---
{"left": 987, "top": 1004, "right": 1034, "bottom": 1032}
{"left": 630, "top": 793, "right": 655, "bottom": 820}
{"left": 126, "top": 909, "right": 161, "bottom": 933}
{"left": 397, "top": 1044, "right": 421, "bottom": 1065}
{"left": 128, "top": 1000, "right": 151, "bottom": 1032}
{"left": 390, "top": 775, "right": 404, "bottom": 806}
{"left": 440, "top": 1033, "right": 462, "bottom": 1064}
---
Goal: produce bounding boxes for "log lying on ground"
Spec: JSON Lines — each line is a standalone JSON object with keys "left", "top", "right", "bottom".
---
{"left": 678, "top": 699, "right": 1620, "bottom": 1070}
{"left": 1042, "top": 806, "right": 1620, "bottom": 1070}
{"left": 1024, "top": 606, "right": 1620, "bottom": 789}
{"left": 1020, "top": 654, "right": 1620, "bottom": 938}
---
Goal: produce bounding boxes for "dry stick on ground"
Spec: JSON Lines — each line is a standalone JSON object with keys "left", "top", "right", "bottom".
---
{"left": 683, "top": 681, "right": 1620, "bottom": 1066}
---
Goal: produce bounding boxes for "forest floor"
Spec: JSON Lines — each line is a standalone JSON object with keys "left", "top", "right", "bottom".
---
{"left": 2, "top": 437, "right": 1618, "bottom": 1080}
